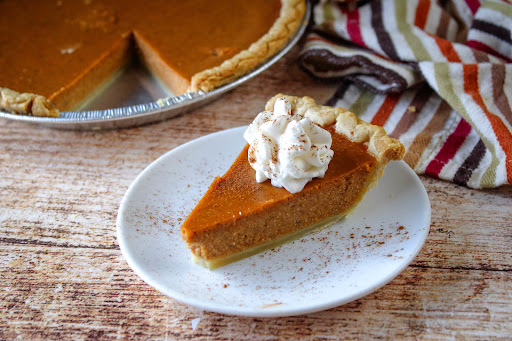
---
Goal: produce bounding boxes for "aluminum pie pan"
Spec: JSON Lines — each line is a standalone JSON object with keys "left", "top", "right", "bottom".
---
{"left": 0, "top": 4, "right": 310, "bottom": 130}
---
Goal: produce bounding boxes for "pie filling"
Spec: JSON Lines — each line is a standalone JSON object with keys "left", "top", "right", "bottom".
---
{"left": 0, "top": 0, "right": 306, "bottom": 116}
{"left": 186, "top": 155, "right": 376, "bottom": 269}
{"left": 191, "top": 212, "right": 351, "bottom": 269}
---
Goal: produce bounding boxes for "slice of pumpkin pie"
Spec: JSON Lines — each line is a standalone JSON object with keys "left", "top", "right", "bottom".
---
{"left": 181, "top": 94, "right": 405, "bottom": 269}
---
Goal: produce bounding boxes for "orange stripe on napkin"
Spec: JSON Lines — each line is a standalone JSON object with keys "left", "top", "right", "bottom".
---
{"left": 435, "top": 36, "right": 461, "bottom": 62}
{"left": 464, "top": 64, "right": 512, "bottom": 183}
{"left": 414, "top": 0, "right": 431, "bottom": 30}
{"left": 370, "top": 94, "right": 400, "bottom": 127}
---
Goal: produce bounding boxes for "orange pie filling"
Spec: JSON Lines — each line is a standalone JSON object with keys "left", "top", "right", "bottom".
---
{"left": 0, "top": 0, "right": 305, "bottom": 116}
{"left": 181, "top": 94, "right": 405, "bottom": 269}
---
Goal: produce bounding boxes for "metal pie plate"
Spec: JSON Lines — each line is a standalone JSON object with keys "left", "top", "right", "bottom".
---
{"left": 0, "top": 5, "right": 309, "bottom": 130}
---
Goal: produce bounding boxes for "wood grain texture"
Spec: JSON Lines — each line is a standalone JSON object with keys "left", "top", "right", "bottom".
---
{"left": 1, "top": 46, "right": 511, "bottom": 340}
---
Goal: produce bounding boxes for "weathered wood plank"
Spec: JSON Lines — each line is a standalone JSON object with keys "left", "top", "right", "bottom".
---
{"left": 1, "top": 244, "right": 510, "bottom": 339}
{"left": 0, "top": 46, "right": 511, "bottom": 340}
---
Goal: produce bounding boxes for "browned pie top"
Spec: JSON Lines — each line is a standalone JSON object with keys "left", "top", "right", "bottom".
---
{"left": 181, "top": 124, "right": 377, "bottom": 238}
{"left": 0, "top": 0, "right": 280, "bottom": 105}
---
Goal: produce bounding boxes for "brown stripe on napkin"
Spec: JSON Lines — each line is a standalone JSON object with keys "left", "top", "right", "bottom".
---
{"left": 402, "top": 100, "right": 453, "bottom": 170}
{"left": 453, "top": 139, "right": 486, "bottom": 186}
{"left": 300, "top": 0, "right": 512, "bottom": 188}
{"left": 370, "top": 0, "right": 399, "bottom": 61}
{"left": 472, "top": 19, "right": 512, "bottom": 44}
{"left": 390, "top": 83, "right": 434, "bottom": 139}
{"left": 492, "top": 64, "right": 512, "bottom": 127}
{"left": 300, "top": 36, "right": 412, "bottom": 93}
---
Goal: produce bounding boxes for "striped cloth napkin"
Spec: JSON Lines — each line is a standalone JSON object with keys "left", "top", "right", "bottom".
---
{"left": 299, "top": 0, "right": 512, "bottom": 188}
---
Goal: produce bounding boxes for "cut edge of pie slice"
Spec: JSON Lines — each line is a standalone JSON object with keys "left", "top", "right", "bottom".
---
{"left": 0, "top": 0, "right": 306, "bottom": 118}
{"left": 181, "top": 94, "right": 405, "bottom": 269}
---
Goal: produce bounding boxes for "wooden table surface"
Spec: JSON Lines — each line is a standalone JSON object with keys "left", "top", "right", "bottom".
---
{"left": 1, "top": 46, "right": 511, "bottom": 340}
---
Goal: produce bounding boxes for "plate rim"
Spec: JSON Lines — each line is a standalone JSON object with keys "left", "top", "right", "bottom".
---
{"left": 116, "top": 126, "right": 431, "bottom": 317}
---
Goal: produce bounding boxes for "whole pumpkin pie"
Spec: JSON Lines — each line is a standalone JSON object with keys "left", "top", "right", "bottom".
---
{"left": 181, "top": 94, "right": 405, "bottom": 269}
{"left": 0, "top": 0, "right": 305, "bottom": 117}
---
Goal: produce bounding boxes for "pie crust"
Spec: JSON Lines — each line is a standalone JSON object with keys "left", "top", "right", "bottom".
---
{"left": 0, "top": 87, "right": 60, "bottom": 118}
{"left": 190, "top": 0, "right": 306, "bottom": 93}
{"left": 181, "top": 94, "right": 405, "bottom": 269}
{"left": 0, "top": 0, "right": 306, "bottom": 118}
{"left": 265, "top": 94, "right": 405, "bottom": 188}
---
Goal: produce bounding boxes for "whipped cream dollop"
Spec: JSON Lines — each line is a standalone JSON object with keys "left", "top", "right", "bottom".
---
{"left": 243, "top": 98, "right": 334, "bottom": 193}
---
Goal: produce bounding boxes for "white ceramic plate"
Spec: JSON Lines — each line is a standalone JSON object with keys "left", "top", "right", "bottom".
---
{"left": 117, "top": 127, "right": 431, "bottom": 317}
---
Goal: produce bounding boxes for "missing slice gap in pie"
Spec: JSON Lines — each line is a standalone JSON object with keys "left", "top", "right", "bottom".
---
{"left": 0, "top": 0, "right": 305, "bottom": 117}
